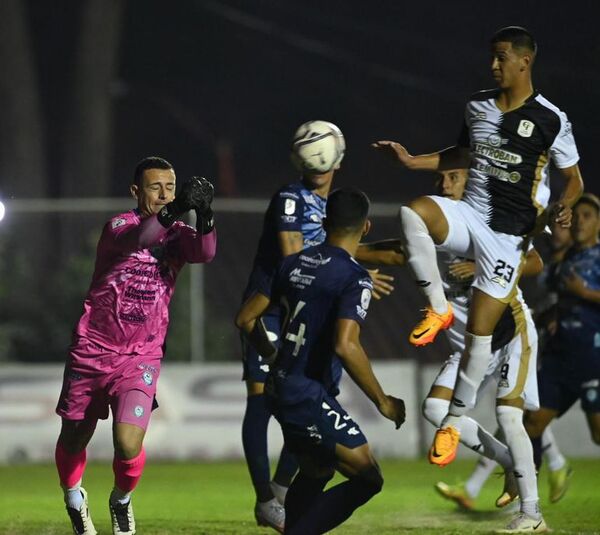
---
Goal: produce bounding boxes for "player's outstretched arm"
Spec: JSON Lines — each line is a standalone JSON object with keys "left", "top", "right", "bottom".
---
{"left": 235, "top": 292, "right": 278, "bottom": 363}
{"left": 335, "top": 319, "right": 405, "bottom": 429}
{"left": 356, "top": 239, "right": 406, "bottom": 266}
{"left": 371, "top": 142, "right": 469, "bottom": 172}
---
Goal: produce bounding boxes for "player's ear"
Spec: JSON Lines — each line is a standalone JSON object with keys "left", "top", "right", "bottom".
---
{"left": 520, "top": 53, "right": 532, "bottom": 71}
{"left": 362, "top": 219, "right": 371, "bottom": 238}
{"left": 130, "top": 184, "right": 139, "bottom": 200}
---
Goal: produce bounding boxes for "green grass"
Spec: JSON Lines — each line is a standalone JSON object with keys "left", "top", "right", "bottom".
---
{"left": 1, "top": 459, "right": 599, "bottom": 534}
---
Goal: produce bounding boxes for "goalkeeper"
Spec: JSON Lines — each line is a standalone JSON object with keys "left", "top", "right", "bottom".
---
{"left": 54, "top": 157, "right": 217, "bottom": 535}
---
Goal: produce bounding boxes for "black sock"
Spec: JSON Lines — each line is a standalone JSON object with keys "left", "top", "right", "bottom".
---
{"left": 286, "top": 475, "right": 382, "bottom": 535}
{"left": 273, "top": 446, "right": 298, "bottom": 488}
{"left": 285, "top": 472, "right": 332, "bottom": 531}
{"left": 242, "top": 394, "right": 272, "bottom": 502}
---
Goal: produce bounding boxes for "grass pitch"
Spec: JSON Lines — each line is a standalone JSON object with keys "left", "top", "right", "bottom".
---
{"left": 1, "top": 458, "right": 599, "bottom": 534}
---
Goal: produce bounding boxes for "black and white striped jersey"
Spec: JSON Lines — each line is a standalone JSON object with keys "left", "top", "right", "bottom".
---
{"left": 458, "top": 89, "right": 579, "bottom": 236}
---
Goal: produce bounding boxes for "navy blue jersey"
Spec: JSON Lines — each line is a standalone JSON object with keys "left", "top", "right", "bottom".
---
{"left": 243, "top": 182, "right": 327, "bottom": 300}
{"left": 552, "top": 243, "right": 600, "bottom": 338}
{"left": 260, "top": 244, "right": 373, "bottom": 405}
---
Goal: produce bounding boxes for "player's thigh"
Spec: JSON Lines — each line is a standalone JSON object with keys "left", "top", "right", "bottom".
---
{"left": 419, "top": 195, "right": 472, "bottom": 254}
{"left": 295, "top": 452, "right": 336, "bottom": 479}
{"left": 467, "top": 288, "right": 511, "bottom": 336}
{"left": 335, "top": 442, "right": 380, "bottom": 480}
{"left": 110, "top": 388, "right": 154, "bottom": 457}
{"left": 58, "top": 418, "right": 98, "bottom": 453}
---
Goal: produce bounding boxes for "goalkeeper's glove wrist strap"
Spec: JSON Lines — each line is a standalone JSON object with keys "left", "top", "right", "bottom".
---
{"left": 157, "top": 202, "right": 184, "bottom": 228}
{"left": 196, "top": 208, "right": 214, "bottom": 235}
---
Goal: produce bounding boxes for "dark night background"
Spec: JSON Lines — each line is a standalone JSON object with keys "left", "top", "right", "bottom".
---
{"left": 0, "top": 0, "right": 598, "bottom": 363}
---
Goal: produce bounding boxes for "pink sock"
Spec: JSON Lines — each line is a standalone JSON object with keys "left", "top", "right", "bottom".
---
{"left": 113, "top": 448, "right": 146, "bottom": 492}
{"left": 55, "top": 442, "right": 87, "bottom": 489}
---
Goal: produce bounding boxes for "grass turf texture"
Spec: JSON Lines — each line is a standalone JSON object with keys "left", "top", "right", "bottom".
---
{"left": 1, "top": 459, "right": 599, "bottom": 534}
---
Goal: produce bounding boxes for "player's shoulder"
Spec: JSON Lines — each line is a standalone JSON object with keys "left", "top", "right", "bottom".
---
{"left": 273, "top": 182, "right": 304, "bottom": 200}
{"left": 467, "top": 88, "right": 500, "bottom": 103}
{"left": 107, "top": 209, "right": 138, "bottom": 230}
{"left": 530, "top": 93, "right": 568, "bottom": 118}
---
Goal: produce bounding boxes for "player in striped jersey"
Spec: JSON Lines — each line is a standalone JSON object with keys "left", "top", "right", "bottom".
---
{"left": 374, "top": 27, "right": 582, "bottom": 532}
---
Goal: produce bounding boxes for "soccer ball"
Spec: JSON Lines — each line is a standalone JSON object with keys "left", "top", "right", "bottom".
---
{"left": 291, "top": 120, "right": 346, "bottom": 174}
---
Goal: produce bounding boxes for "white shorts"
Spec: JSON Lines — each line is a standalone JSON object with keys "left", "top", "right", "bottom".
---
{"left": 429, "top": 195, "right": 526, "bottom": 301}
{"left": 431, "top": 301, "right": 539, "bottom": 411}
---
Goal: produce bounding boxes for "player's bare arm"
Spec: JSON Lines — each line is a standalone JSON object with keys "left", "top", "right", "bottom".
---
{"left": 356, "top": 239, "right": 406, "bottom": 266}
{"left": 371, "top": 142, "right": 469, "bottom": 172}
{"left": 334, "top": 318, "right": 405, "bottom": 429}
{"left": 235, "top": 293, "right": 278, "bottom": 362}
{"left": 539, "top": 165, "right": 584, "bottom": 231}
{"left": 278, "top": 230, "right": 304, "bottom": 256}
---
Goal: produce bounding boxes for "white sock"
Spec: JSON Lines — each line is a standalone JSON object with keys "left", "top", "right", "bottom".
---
{"left": 449, "top": 415, "right": 513, "bottom": 470}
{"left": 422, "top": 397, "right": 449, "bottom": 428}
{"left": 465, "top": 457, "right": 498, "bottom": 499}
{"left": 446, "top": 333, "right": 492, "bottom": 417}
{"left": 542, "top": 426, "right": 566, "bottom": 471}
{"left": 110, "top": 487, "right": 132, "bottom": 506}
{"left": 64, "top": 480, "right": 84, "bottom": 510}
{"left": 398, "top": 206, "right": 448, "bottom": 313}
{"left": 496, "top": 405, "right": 540, "bottom": 519}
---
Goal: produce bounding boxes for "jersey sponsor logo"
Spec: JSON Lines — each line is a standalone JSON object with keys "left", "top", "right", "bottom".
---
{"left": 586, "top": 388, "right": 598, "bottom": 403}
{"left": 517, "top": 119, "right": 535, "bottom": 138}
{"left": 475, "top": 112, "right": 487, "bottom": 120}
{"left": 487, "top": 134, "right": 508, "bottom": 147}
{"left": 360, "top": 289, "right": 372, "bottom": 310}
{"left": 309, "top": 214, "right": 321, "bottom": 223}
{"left": 358, "top": 278, "right": 374, "bottom": 290}
{"left": 474, "top": 143, "right": 522, "bottom": 165}
{"left": 299, "top": 253, "right": 331, "bottom": 267}
{"left": 475, "top": 162, "right": 521, "bottom": 184}
{"left": 490, "top": 275, "right": 508, "bottom": 288}
{"left": 281, "top": 215, "right": 297, "bottom": 223}
{"left": 562, "top": 121, "right": 573, "bottom": 137}
{"left": 279, "top": 191, "right": 299, "bottom": 200}
{"left": 119, "top": 309, "right": 147, "bottom": 324}
{"left": 288, "top": 268, "right": 316, "bottom": 287}
{"left": 111, "top": 217, "right": 127, "bottom": 229}
{"left": 355, "top": 305, "right": 367, "bottom": 319}
{"left": 582, "top": 379, "right": 599, "bottom": 388}
{"left": 284, "top": 199, "right": 296, "bottom": 215}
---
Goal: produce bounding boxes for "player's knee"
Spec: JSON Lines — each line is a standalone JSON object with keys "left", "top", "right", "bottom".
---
{"left": 422, "top": 397, "right": 448, "bottom": 428}
{"left": 59, "top": 420, "right": 97, "bottom": 454}
{"left": 114, "top": 435, "right": 144, "bottom": 459}
{"left": 356, "top": 464, "right": 384, "bottom": 496}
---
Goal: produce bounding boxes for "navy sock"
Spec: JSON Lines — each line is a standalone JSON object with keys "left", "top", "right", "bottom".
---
{"left": 531, "top": 435, "right": 543, "bottom": 472}
{"left": 285, "top": 473, "right": 332, "bottom": 531}
{"left": 273, "top": 446, "right": 298, "bottom": 488}
{"left": 286, "top": 475, "right": 382, "bottom": 534}
{"left": 242, "top": 394, "right": 272, "bottom": 502}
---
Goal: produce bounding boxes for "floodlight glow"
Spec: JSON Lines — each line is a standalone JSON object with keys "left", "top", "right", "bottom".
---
{"left": 0, "top": 200, "right": 5, "bottom": 222}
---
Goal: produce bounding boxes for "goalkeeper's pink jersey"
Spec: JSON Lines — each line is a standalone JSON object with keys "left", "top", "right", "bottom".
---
{"left": 73, "top": 209, "right": 216, "bottom": 357}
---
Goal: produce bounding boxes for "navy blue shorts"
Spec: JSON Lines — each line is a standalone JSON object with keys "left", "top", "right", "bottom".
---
{"left": 242, "top": 310, "right": 280, "bottom": 383}
{"left": 271, "top": 394, "right": 367, "bottom": 461}
{"left": 538, "top": 349, "right": 600, "bottom": 416}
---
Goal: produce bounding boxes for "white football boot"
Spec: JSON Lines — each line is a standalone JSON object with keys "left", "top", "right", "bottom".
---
{"left": 255, "top": 497, "right": 285, "bottom": 533}
{"left": 109, "top": 497, "right": 136, "bottom": 535}
{"left": 495, "top": 512, "right": 549, "bottom": 533}
{"left": 66, "top": 487, "right": 97, "bottom": 535}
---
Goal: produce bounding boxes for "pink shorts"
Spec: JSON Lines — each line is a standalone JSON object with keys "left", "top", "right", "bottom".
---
{"left": 56, "top": 338, "right": 162, "bottom": 431}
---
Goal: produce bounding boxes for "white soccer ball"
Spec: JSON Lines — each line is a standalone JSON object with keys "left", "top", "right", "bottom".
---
{"left": 291, "top": 120, "right": 346, "bottom": 174}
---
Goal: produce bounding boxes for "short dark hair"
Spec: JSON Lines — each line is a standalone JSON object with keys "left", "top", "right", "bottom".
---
{"left": 574, "top": 193, "right": 600, "bottom": 215}
{"left": 133, "top": 156, "right": 173, "bottom": 186}
{"left": 325, "top": 187, "right": 370, "bottom": 232}
{"left": 491, "top": 26, "right": 537, "bottom": 56}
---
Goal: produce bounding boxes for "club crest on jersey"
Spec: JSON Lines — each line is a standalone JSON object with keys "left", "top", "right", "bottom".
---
{"left": 517, "top": 120, "right": 535, "bottom": 138}
{"left": 111, "top": 218, "right": 127, "bottom": 229}
{"left": 142, "top": 371, "right": 153, "bottom": 385}
{"left": 134, "top": 405, "right": 144, "bottom": 418}
{"left": 284, "top": 199, "right": 296, "bottom": 215}
{"left": 360, "top": 289, "right": 372, "bottom": 310}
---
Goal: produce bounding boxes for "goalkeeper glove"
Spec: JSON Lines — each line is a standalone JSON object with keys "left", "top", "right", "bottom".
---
{"left": 156, "top": 176, "right": 211, "bottom": 228}
{"left": 191, "top": 176, "right": 215, "bottom": 235}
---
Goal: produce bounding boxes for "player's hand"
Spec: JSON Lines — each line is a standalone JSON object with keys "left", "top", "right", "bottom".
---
{"left": 378, "top": 395, "right": 406, "bottom": 429}
{"left": 189, "top": 176, "right": 215, "bottom": 215}
{"left": 551, "top": 203, "right": 572, "bottom": 229}
{"left": 448, "top": 261, "right": 475, "bottom": 282}
{"left": 368, "top": 269, "right": 394, "bottom": 300}
{"left": 372, "top": 140, "right": 414, "bottom": 168}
